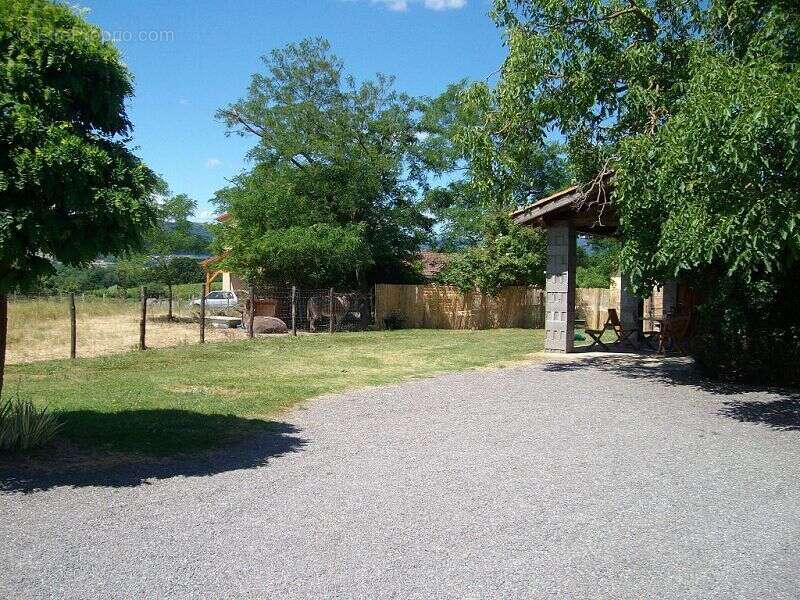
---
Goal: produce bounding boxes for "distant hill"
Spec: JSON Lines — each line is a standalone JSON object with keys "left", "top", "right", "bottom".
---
{"left": 161, "top": 220, "right": 213, "bottom": 254}
{"left": 164, "top": 220, "right": 212, "bottom": 241}
{"left": 189, "top": 221, "right": 213, "bottom": 242}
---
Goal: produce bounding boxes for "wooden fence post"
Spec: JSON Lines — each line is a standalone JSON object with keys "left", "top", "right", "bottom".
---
{"left": 248, "top": 285, "right": 255, "bottom": 339}
{"left": 139, "top": 286, "right": 147, "bottom": 351}
{"left": 199, "top": 283, "right": 206, "bottom": 344}
{"left": 69, "top": 293, "right": 76, "bottom": 359}
{"left": 291, "top": 285, "right": 297, "bottom": 336}
{"left": 329, "top": 287, "right": 334, "bottom": 335}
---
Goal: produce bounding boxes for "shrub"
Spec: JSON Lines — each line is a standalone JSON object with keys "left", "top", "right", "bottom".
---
{"left": 0, "top": 396, "right": 63, "bottom": 451}
{"left": 692, "top": 270, "right": 800, "bottom": 387}
{"left": 382, "top": 311, "right": 405, "bottom": 331}
{"left": 437, "top": 214, "right": 546, "bottom": 295}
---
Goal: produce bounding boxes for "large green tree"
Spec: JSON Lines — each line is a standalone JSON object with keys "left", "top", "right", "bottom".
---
{"left": 420, "top": 81, "right": 570, "bottom": 250}
{"left": 418, "top": 82, "right": 569, "bottom": 292}
{"left": 478, "top": 0, "right": 800, "bottom": 382}
{"left": 213, "top": 38, "right": 432, "bottom": 287}
{"left": 0, "top": 1, "right": 160, "bottom": 394}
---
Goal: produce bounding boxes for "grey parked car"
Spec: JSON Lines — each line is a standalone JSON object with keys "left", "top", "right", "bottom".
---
{"left": 190, "top": 290, "right": 240, "bottom": 315}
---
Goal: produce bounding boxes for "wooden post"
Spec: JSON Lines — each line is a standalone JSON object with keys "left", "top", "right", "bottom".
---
{"left": 291, "top": 285, "right": 297, "bottom": 336}
{"left": 167, "top": 283, "right": 173, "bottom": 321}
{"left": 199, "top": 283, "right": 206, "bottom": 344}
{"left": 329, "top": 287, "right": 334, "bottom": 335}
{"left": 139, "top": 286, "right": 147, "bottom": 351}
{"left": 69, "top": 293, "right": 77, "bottom": 359}
{"left": 248, "top": 285, "right": 255, "bottom": 339}
{"left": 0, "top": 294, "right": 6, "bottom": 399}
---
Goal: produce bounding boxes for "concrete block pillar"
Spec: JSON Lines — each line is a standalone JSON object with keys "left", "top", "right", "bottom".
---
{"left": 661, "top": 280, "right": 678, "bottom": 316}
{"left": 545, "top": 221, "right": 576, "bottom": 353}
{"left": 618, "top": 273, "right": 640, "bottom": 332}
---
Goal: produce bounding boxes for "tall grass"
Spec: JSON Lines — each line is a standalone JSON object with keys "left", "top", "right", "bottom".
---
{"left": 0, "top": 395, "right": 63, "bottom": 451}
{"left": 5, "top": 293, "right": 239, "bottom": 364}
{"left": 9, "top": 296, "right": 137, "bottom": 323}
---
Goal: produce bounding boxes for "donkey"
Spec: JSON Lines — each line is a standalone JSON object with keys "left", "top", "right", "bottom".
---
{"left": 307, "top": 293, "right": 358, "bottom": 332}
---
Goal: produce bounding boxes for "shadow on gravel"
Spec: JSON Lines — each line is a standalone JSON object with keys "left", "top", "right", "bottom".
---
{"left": 719, "top": 399, "right": 800, "bottom": 431}
{"left": 542, "top": 354, "right": 800, "bottom": 432}
{"left": 0, "top": 417, "right": 306, "bottom": 493}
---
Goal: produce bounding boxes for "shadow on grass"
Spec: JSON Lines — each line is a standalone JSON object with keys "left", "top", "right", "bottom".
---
{"left": 0, "top": 410, "right": 306, "bottom": 493}
{"left": 541, "top": 354, "right": 800, "bottom": 432}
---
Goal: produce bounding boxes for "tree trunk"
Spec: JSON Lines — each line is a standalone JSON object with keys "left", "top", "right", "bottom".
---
{"left": 0, "top": 293, "right": 6, "bottom": 399}
{"left": 248, "top": 285, "right": 255, "bottom": 339}
{"left": 168, "top": 283, "right": 173, "bottom": 321}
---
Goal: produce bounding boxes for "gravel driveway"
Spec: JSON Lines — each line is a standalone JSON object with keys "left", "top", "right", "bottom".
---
{"left": 2, "top": 354, "right": 799, "bottom": 599}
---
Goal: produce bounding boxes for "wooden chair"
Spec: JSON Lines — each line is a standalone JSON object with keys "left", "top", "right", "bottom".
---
{"left": 585, "top": 308, "right": 639, "bottom": 351}
{"left": 658, "top": 313, "right": 692, "bottom": 354}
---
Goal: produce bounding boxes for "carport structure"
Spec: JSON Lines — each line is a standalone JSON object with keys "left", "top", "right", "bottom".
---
{"left": 511, "top": 179, "right": 676, "bottom": 353}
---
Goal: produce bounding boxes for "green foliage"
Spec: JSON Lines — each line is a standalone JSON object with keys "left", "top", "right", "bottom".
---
{"left": 420, "top": 82, "right": 571, "bottom": 250}
{"left": 485, "top": 0, "right": 800, "bottom": 382}
{"left": 418, "top": 82, "right": 491, "bottom": 250}
{"left": 225, "top": 220, "right": 372, "bottom": 287}
{"left": 423, "top": 182, "right": 487, "bottom": 251}
{"left": 35, "top": 264, "right": 117, "bottom": 295}
{"left": 147, "top": 193, "right": 209, "bottom": 257}
{"left": 576, "top": 237, "right": 620, "bottom": 288}
{"left": 0, "top": 0, "right": 160, "bottom": 293}
{"left": 458, "top": 81, "right": 574, "bottom": 208}
{"left": 575, "top": 266, "right": 611, "bottom": 289}
{"left": 489, "top": 0, "right": 705, "bottom": 180}
{"left": 692, "top": 271, "right": 800, "bottom": 386}
{"left": 438, "top": 214, "right": 547, "bottom": 295}
{"left": 214, "top": 38, "right": 431, "bottom": 286}
{"left": 616, "top": 51, "right": 800, "bottom": 293}
{"left": 0, "top": 394, "right": 62, "bottom": 451}
{"left": 159, "top": 257, "right": 204, "bottom": 287}
{"left": 487, "top": 0, "right": 800, "bottom": 291}
{"left": 142, "top": 193, "right": 208, "bottom": 292}
{"left": 116, "top": 256, "right": 150, "bottom": 291}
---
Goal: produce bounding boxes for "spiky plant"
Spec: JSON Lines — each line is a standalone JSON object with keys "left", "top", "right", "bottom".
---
{"left": 0, "top": 396, "right": 63, "bottom": 451}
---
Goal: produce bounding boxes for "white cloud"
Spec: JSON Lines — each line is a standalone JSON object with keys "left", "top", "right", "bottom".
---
{"left": 196, "top": 209, "right": 216, "bottom": 222}
{"left": 204, "top": 158, "right": 222, "bottom": 169}
{"left": 422, "top": 0, "right": 466, "bottom": 9}
{"left": 370, "top": 0, "right": 465, "bottom": 11}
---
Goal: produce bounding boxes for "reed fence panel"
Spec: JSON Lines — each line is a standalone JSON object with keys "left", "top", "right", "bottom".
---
{"left": 375, "top": 284, "right": 546, "bottom": 330}
{"left": 575, "top": 288, "right": 613, "bottom": 330}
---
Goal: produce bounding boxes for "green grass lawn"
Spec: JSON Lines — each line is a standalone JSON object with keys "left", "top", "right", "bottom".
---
{"left": 6, "top": 329, "right": 544, "bottom": 456}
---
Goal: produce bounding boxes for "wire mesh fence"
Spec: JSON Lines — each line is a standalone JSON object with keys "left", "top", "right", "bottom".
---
{"left": 5, "top": 285, "right": 373, "bottom": 364}
{"left": 249, "top": 285, "right": 373, "bottom": 334}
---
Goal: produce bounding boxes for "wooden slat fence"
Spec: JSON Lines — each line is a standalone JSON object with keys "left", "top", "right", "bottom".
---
{"left": 375, "top": 284, "right": 545, "bottom": 330}
{"left": 575, "top": 288, "right": 613, "bottom": 330}
{"left": 375, "top": 284, "right": 614, "bottom": 330}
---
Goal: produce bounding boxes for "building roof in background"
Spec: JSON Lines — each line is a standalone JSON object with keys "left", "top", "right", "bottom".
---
{"left": 417, "top": 251, "right": 452, "bottom": 279}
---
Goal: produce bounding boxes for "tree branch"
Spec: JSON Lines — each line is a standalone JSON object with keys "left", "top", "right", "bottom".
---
{"left": 566, "top": 1, "right": 659, "bottom": 37}
{"left": 222, "top": 108, "right": 308, "bottom": 170}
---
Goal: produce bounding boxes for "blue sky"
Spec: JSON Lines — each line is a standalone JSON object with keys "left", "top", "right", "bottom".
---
{"left": 79, "top": 0, "right": 508, "bottom": 221}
